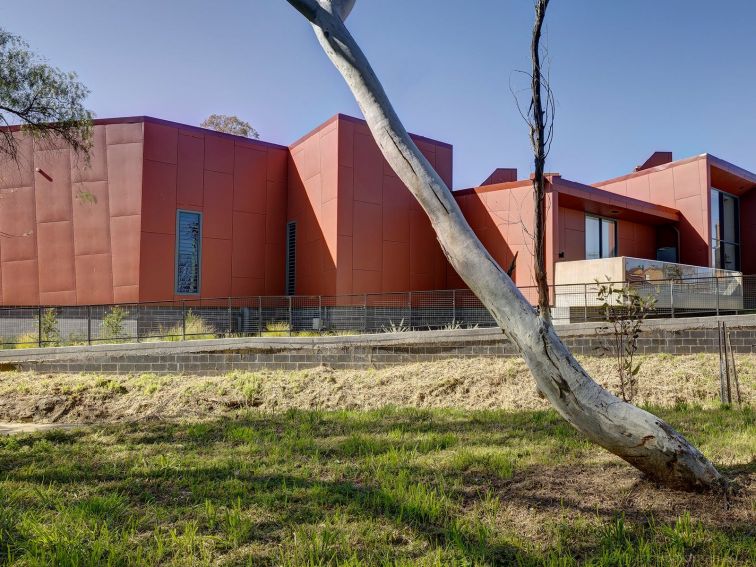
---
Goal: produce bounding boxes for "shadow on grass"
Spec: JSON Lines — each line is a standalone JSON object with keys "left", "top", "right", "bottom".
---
{"left": 0, "top": 406, "right": 752, "bottom": 564}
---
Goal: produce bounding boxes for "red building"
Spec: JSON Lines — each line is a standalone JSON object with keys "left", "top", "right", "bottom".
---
{"left": 0, "top": 114, "right": 753, "bottom": 306}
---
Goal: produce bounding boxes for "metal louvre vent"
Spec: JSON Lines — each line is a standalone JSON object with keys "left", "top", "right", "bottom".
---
{"left": 285, "top": 221, "right": 296, "bottom": 296}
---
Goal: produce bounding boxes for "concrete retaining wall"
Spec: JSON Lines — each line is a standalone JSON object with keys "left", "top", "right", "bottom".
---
{"left": 1, "top": 314, "right": 754, "bottom": 374}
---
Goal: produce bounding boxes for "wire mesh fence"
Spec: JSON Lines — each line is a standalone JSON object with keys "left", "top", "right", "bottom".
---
{"left": 0, "top": 274, "right": 753, "bottom": 348}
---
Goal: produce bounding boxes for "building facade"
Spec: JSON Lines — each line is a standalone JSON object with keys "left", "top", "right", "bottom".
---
{"left": 0, "top": 114, "right": 753, "bottom": 306}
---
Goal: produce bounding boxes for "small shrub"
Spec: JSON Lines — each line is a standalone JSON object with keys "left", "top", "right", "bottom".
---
{"left": 381, "top": 319, "right": 410, "bottom": 333}
{"left": 102, "top": 306, "right": 128, "bottom": 341}
{"left": 595, "top": 279, "right": 657, "bottom": 402}
{"left": 40, "top": 308, "right": 60, "bottom": 346}
{"left": 162, "top": 310, "right": 216, "bottom": 341}
{"left": 263, "top": 321, "right": 290, "bottom": 337}
{"left": 14, "top": 331, "right": 39, "bottom": 349}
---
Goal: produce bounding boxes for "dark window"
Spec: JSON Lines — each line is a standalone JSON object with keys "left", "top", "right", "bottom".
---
{"left": 285, "top": 221, "right": 296, "bottom": 295}
{"left": 711, "top": 188, "right": 740, "bottom": 271}
{"left": 175, "top": 210, "right": 202, "bottom": 294}
{"left": 585, "top": 215, "right": 617, "bottom": 260}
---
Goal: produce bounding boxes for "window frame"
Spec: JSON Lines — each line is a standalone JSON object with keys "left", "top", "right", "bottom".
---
{"left": 285, "top": 221, "right": 297, "bottom": 296}
{"left": 174, "top": 209, "right": 203, "bottom": 296}
{"left": 585, "top": 214, "right": 618, "bottom": 260}
{"left": 710, "top": 188, "right": 740, "bottom": 271}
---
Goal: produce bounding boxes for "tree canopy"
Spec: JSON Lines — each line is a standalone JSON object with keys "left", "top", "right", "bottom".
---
{"left": 200, "top": 114, "right": 260, "bottom": 139}
{"left": 0, "top": 28, "right": 93, "bottom": 162}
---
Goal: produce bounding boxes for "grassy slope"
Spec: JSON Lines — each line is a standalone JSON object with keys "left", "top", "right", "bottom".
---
{"left": 0, "top": 406, "right": 753, "bottom": 566}
{"left": 0, "top": 354, "right": 754, "bottom": 425}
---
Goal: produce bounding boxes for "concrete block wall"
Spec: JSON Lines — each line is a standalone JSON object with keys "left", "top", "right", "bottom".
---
{"left": 1, "top": 314, "right": 754, "bottom": 375}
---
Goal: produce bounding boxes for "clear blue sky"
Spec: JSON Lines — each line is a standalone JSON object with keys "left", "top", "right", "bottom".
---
{"left": 2, "top": 0, "right": 754, "bottom": 189}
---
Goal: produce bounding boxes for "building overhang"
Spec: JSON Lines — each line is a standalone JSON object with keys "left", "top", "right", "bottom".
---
{"left": 554, "top": 178, "right": 680, "bottom": 225}
{"left": 708, "top": 154, "right": 756, "bottom": 197}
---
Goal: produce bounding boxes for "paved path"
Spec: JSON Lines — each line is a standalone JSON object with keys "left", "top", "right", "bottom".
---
{"left": 0, "top": 422, "right": 80, "bottom": 436}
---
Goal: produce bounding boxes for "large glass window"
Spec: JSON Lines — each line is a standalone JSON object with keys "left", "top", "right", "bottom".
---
{"left": 175, "top": 210, "right": 202, "bottom": 294}
{"left": 710, "top": 189, "right": 740, "bottom": 270}
{"left": 585, "top": 215, "right": 617, "bottom": 260}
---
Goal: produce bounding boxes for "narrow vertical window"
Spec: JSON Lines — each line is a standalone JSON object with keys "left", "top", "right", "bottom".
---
{"left": 711, "top": 188, "right": 740, "bottom": 270}
{"left": 585, "top": 215, "right": 617, "bottom": 260}
{"left": 175, "top": 210, "right": 202, "bottom": 294}
{"left": 285, "top": 221, "right": 296, "bottom": 296}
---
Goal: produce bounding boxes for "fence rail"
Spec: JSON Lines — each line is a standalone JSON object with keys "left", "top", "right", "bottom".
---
{"left": 1, "top": 274, "right": 754, "bottom": 348}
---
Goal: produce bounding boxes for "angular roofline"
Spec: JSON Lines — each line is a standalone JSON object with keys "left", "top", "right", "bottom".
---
{"left": 288, "top": 113, "right": 453, "bottom": 150}
{"left": 594, "top": 153, "right": 756, "bottom": 188}
{"left": 0, "top": 115, "right": 291, "bottom": 151}
{"left": 95, "top": 116, "right": 290, "bottom": 151}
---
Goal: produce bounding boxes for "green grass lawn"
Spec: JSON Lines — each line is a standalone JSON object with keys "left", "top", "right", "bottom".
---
{"left": 0, "top": 406, "right": 753, "bottom": 566}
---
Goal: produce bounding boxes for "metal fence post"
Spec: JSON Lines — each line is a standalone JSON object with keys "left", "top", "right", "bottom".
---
{"left": 669, "top": 281, "right": 675, "bottom": 318}
{"left": 227, "top": 296, "right": 233, "bottom": 337}
{"left": 182, "top": 301, "right": 186, "bottom": 340}
{"left": 258, "top": 296, "right": 263, "bottom": 337}
{"left": 408, "top": 291, "right": 412, "bottom": 330}
{"left": 87, "top": 305, "right": 92, "bottom": 345}
{"left": 37, "top": 306, "right": 42, "bottom": 347}
{"left": 715, "top": 277, "right": 720, "bottom": 316}
{"left": 288, "top": 296, "right": 292, "bottom": 336}
{"left": 452, "top": 289, "right": 456, "bottom": 326}
{"left": 318, "top": 295, "right": 322, "bottom": 335}
{"left": 363, "top": 294, "right": 368, "bottom": 333}
{"left": 583, "top": 284, "right": 588, "bottom": 322}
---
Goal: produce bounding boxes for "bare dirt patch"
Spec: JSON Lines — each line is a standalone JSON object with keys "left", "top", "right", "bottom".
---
{"left": 0, "top": 354, "right": 752, "bottom": 424}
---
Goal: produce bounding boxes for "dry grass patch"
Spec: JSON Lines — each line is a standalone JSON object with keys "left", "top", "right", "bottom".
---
{"left": 0, "top": 354, "right": 753, "bottom": 425}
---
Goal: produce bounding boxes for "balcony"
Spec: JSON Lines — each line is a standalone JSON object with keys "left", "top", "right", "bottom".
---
{"left": 553, "top": 257, "right": 744, "bottom": 323}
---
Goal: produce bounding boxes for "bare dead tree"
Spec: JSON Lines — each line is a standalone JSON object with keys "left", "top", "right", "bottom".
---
{"left": 529, "top": 0, "right": 554, "bottom": 320}
{"left": 284, "top": 0, "right": 724, "bottom": 491}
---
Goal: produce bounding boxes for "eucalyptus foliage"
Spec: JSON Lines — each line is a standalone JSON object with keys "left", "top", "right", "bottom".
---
{"left": 0, "top": 28, "right": 93, "bottom": 162}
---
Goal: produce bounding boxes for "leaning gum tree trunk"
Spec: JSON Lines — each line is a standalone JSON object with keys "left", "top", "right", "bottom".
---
{"left": 285, "top": 0, "right": 723, "bottom": 491}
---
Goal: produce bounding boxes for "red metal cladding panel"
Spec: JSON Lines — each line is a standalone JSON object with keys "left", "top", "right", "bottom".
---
{"left": 39, "top": 290, "right": 76, "bottom": 305}
{"left": 36, "top": 220, "right": 76, "bottom": 294}
{"left": 0, "top": 134, "right": 33, "bottom": 190}
{"left": 113, "top": 285, "right": 139, "bottom": 304}
{"left": 382, "top": 240, "right": 410, "bottom": 292}
{"left": 144, "top": 122, "right": 178, "bottom": 165}
{"left": 72, "top": 180, "right": 111, "bottom": 256}
{"left": 141, "top": 160, "right": 177, "bottom": 234}
{"left": 353, "top": 269, "right": 381, "bottom": 294}
{"left": 71, "top": 125, "right": 107, "bottom": 183}
{"left": 0, "top": 186, "right": 37, "bottom": 263}
{"left": 34, "top": 148, "right": 73, "bottom": 224}
{"left": 203, "top": 170, "right": 234, "bottom": 240}
{"left": 232, "top": 211, "right": 266, "bottom": 279}
{"left": 264, "top": 240, "right": 286, "bottom": 295}
{"left": 353, "top": 131, "right": 382, "bottom": 205}
{"left": 177, "top": 132, "right": 204, "bottom": 207}
{"left": 139, "top": 232, "right": 174, "bottom": 302}
{"left": 232, "top": 276, "right": 265, "bottom": 297}
{"left": 265, "top": 179, "right": 287, "bottom": 244}
{"left": 110, "top": 214, "right": 141, "bottom": 288}
{"left": 201, "top": 237, "right": 233, "bottom": 298}
{"left": 107, "top": 142, "right": 143, "bottom": 217}
{"left": 233, "top": 144, "right": 267, "bottom": 214}
{"left": 353, "top": 201, "right": 382, "bottom": 272}
{"left": 75, "top": 253, "right": 114, "bottom": 304}
{"left": 1, "top": 259, "right": 38, "bottom": 304}
{"left": 205, "top": 135, "right": 234, "bottom": 174}
{"left": 105, "top": 122, "right": 142, "bottom": 146}
{"left": 266, "top": 147, "right": 287, "bottom": 183}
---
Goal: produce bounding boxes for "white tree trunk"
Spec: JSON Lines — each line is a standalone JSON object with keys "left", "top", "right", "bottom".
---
{"left": 285, "top": 0, "right": 723, "bottom": 491}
